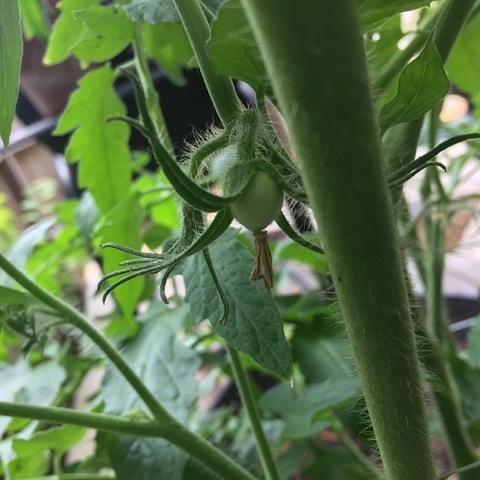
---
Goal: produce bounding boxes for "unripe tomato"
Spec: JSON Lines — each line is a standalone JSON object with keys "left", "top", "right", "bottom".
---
{"left": 230, "top": 171, "right": 283, "bottom": 233}
{"left": 211, "top": 147, "right": 284, "bottom": 232}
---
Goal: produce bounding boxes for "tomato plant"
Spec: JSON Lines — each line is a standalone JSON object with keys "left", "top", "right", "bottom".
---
{"left": 1, "top": 0, "right": 480, "bottom": 479}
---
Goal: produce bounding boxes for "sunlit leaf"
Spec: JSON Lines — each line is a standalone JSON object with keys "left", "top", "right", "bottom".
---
{"left": 54, "top": 66, "right": 131, "bottom": 213}
{"left": 379, "top": 33, "right": 449, "bottom": 133}
{"left": 447, "top": 11, "right": 480, "bottom": 115}
{"left": 44, "top": 0, "right": 98, "bottom": 65}
{"left": 208, "top": 0, "right": 268, "bottom": 92}
{"left": 18, "top": 0, "right": 49, "bottom": 41}
{"left": 143, "top": 22, "right": 194, "bottom": 85}
{"left": 358, "top": 0, "right": 433, "bottom": 31}
{"left": 122, "top": 0, "right": 223, "bottom": 24}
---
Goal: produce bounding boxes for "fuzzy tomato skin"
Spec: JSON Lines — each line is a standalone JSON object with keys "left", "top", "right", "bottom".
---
{"left": 230, "top": 172, "right": 283, "bottom": 233}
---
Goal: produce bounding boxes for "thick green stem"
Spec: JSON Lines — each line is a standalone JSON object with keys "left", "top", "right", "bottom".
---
{"left": 173, "top": 0, "right": 240, "bottom": 126}
{"left": 381, "top": 0, "right": 479, "bottom": 475}
{"left": 133, "top": 24, "right": 174, "bottom": 155}
{"left": 240, "top": 1, "right": 436, "bottom": 479}
{"left": 0, "top": 252, "right": 256, "bottom": 480}
{"left": 227, "top": 346, "right": 280, "bottom": 480}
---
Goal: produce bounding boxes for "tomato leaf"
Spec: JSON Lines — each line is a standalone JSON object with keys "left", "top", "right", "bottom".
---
{"left": 122, "top": 0, "right": 223, "bottom": 24}
{"left": 72, "top": 6, "right": 135, "bottom": 64}
{"left": 447, "top": 11, "right": 480, "bottom": 115}
{"left": 208, "top": 0, "right": 268, "bottom": 92}
{"left": 97, "top": 194, "right": 145, "bottom": 319}
{"left": 143, "top": 22, "right": 194, "bottom": 85}
{"left": 181, "top": 229, "right": 293, "bottom": 380}
{"left": 102, "top": 302, "right": 200, "bottom": 479}
{"left": 54, "top": 66, "right": 131, "bottom": 214}
{"left": 18, "top": 0, "right": 49, "bottom": 41}
{"left": 358, "top": 0, "right": 433, "bottom": 31}
{"left": 44, "top": 0, "right": 98, "bottom": 65}
{"left": 260, "top": 377, "right": 361, "bottom": 440}
{"left": 0, "top": 0, "right": 22, "bottom": 147}
{"left": 379, "top": 33, "right": 450, "bottom": 133}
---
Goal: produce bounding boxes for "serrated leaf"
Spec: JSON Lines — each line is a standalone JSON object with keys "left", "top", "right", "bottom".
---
{"left": 358, "top": 0, "right": 432, "bottom": 31}
{"left": 44, "top": 0, "right": 98, "bottom": 65}
{"left": 97, "top": 194, "right": 145, "bottom": 318}
{"left": 72, "top": 6, "right": 135, "bottom": 64}
{"left": 143, "top": 22, "right": 194, "bottom": 85}
{"left": 0, "top": 0, "right": 23, "bottom": 147}
{"left": 208, "top": 0, "right": 268, "bottom": 92}
{"left": 54, "top": 66, "right": 131, "bottom": 213}
{"left": 447, "top": 12, "right": 480, "bottom": 113}
{"left": 102, "top": 301, "right": 200, "bottom": 479}
{"left": 181, "top": 229, "right": 292, "bottom": 379}
{"left": 379, "top": 33, "right": 449, "bottom": 133}
{"left": 122, "top": 0, "right": 223, "bottom": 24}
{"left": 19, "top": 0, "right": 49, "bottom": 41}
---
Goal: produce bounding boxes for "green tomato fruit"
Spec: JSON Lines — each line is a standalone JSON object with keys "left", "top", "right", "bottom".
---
{"left": 230, "top": 172, "right": 283, "bottom": 233}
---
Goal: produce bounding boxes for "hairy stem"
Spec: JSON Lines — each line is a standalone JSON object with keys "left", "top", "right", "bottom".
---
{"left": 133, "top": 24, "right": 174, "bottom": 155}
{"left": 173, "top": 0, "right": 240, "bottom": 126}
{"left": 240, "top": 1, "right": 436, "bottom": 478}
{"left": 227, "top": 346, "right": 280, "bottom": 480}
{"left": 382, "top": 0, "right": 480, "bottom": 476}
{"left": 0, "top": 402, "right": 165, "bottom": 438}
{"left": 0, "top": 252, "right": 256, "bottom": 480}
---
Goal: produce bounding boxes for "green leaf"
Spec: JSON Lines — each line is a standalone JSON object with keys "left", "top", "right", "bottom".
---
{"left": 260, "top": 377, "right": 361, "bottom": 440}
{"left": 18, "top": 0, "right": 49, "bottom": 41}
{"left": 143, "top": 22, "right": 194, "bottom": 85}
{"left": 55, "top": 66, "right": 132, "bottom": 213}
{"left": 44, "top": 0, "right": 99, "bottom": 65}
{"left": 0, "top": 287, "right": 32, "bottom": 308}
{"left": 447, "top": 12, "right": 480, "bottom": 114}
{"left": 102, "top": 301, "right": 200, "bottom": 479}
{"left": 72, "top": 6, "right": 135, "bottom": 64}
{"left": 123, "top": 0, "right": 180, "bottom": 23}
{"left": 379, "top": 33, "right": 450, "bottom": 133}
{"left": 449, "top": 355, "right": 480, "bottom": 424}
{"left": 0, "top": 218, "right": 57, "bottom": 288}
{"left": 122, "top": 0, "right": 223, "bottom": 24}
{"left": 0, "top": 0, "right": 23, "bottom": 147}
{"left": 358, "top": 0, "right": 432, "bottom": 31}
{"left": 181, "top": 229, "right": 293, "bottom": 379}
{"left": 106, "top": 436, "right": 188, "bottom": 480}
{"left": 0, "top": 360, "right": 66, "bottom": 438}
{"left": 97, "top": 194, "right": 145, "bottom": 318}
{"left": 13, "top": 424, "right": 87, "bottom": 457}
{"left": 208, "top": 0, "right": 268, "bottom": 92}
{"left": 291, "top": 319, "right": 355, "bottom": 383}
